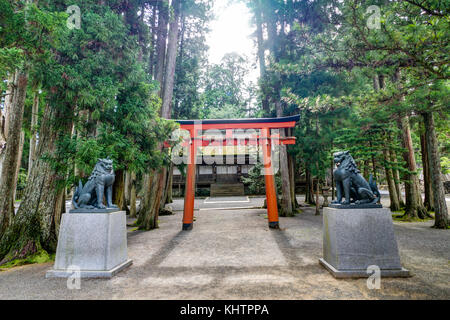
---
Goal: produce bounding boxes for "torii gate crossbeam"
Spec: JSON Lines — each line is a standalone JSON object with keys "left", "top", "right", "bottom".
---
{"left": 175, "top": 115, "right": 300, "bottom": 231}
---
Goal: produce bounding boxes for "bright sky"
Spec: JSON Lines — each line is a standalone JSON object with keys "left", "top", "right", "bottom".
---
{"left": 206, "top": 1, "right": 259, "bottom": 84}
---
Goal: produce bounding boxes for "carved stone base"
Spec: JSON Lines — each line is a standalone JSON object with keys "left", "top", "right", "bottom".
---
{"left": 46, "top": 211, "right": 131, "bottom": 279}
{"left": 319, "top": 258, "right": 410, "bottom": 278}
{"left": 320, "top": 207, "right": 410, "bottom": 278}
{"left": 46, "top": 259, "right": 132, "bottom": 279}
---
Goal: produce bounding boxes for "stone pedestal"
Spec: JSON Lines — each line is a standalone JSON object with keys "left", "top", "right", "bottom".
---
{"left": 319, "top": 207, "right": 410, "bottom": 278}
{"left": 46, "top": 211, "right": 132, "bottom": 279}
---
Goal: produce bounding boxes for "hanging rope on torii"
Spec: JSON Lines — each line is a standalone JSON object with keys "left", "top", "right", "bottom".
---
{"left": 167, "top": 115, "right": 300, "bottom": 231}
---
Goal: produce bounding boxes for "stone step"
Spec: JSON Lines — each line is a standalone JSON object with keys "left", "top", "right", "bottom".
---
{"left": 210, "top": 183, "right": 245, "bottom": 197}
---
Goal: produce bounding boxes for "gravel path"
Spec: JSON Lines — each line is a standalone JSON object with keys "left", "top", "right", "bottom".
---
{"left": 0, "top": 200, "right": 448, "bottom": 300}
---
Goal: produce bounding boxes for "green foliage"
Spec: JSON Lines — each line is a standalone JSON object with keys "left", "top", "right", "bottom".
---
{"left": 0, "top": 1, "right": 67, "bottom": 76}
{"left": 0, "top": 48, "right": 23, "bottom": 75}
{"left": 241, "top": 162, "right": 283, "bottom": 195}
{"left": 0, "top": 0, "right": 190, "bottom": 211}
{"left": 12, "top": 1, "right": 176, "bottom": 188}
{"left": 243, "top": 0, "right": 449, "bottom": 189}
{"left": 16, "top": 168, "right": 27, "bottom": 191}
{"left": 206, "top": 103, "right": 246, "bottom": 119}
{"left": 201, "top": 53, "right": 257, "bottom": 119}
{"left": 173, "top": 0, "right": 213, "bottom": 120}
{"left": 441, "top": 157, "right": 450, "bottom": 175}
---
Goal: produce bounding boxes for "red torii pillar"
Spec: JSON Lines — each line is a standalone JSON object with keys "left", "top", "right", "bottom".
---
{"left": 176, "top": 115, "right": 299, "bottom": 231}
{"left": 182, "top": 127, "right": 197, "bottom": 230}
{"left": 261, "top": 127, "right": 279, "bottom": 229}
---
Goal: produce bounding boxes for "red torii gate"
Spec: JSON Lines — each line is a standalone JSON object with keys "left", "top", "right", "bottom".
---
{"left": 175, "top": 115, "right": 300, "bottom": 231}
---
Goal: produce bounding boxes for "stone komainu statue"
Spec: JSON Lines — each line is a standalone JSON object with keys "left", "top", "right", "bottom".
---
{"left": 72, "top": 158, "right": 118, "bottom": 210}
{"left": 331, "top": 151, "right": 381, "bottom": 205}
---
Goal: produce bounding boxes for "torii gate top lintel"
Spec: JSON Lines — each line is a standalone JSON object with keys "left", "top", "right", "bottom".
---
{"left": 176, "top": 114, "right": 300, "bottom": 130}
{"left": 174, "top": 114, "right": 300, "bottom": 231}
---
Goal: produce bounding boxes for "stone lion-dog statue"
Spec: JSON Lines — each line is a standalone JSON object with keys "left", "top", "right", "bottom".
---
{"left": 331, "top": 151, "right": 381, "bottom": 205}
{"left": 72, "top": 158, "right": 118, "bottom": 210}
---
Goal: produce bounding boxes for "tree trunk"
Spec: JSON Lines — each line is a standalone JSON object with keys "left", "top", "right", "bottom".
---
{"left": 0, "top": 73, "right": 15, "bottom": 143}
{"left": 363, "top": 159, "right": 370, "bottom": 180}
{"left": 288, "top": 154, "right": 298, "bottom": 209}
{"left": 0, "top": 70, "right": 28, "bottom": 237}
{"left": 255, "top": 0, "right": 270, "bottom": 115}
{"left": 149, "top": 0, "right": 180, "bottom": 223}
{"left": 129, "top": 171, "right": 137, "bottom": 218}
{"left": 137, "top": 172, "right": 156, "bottom": 228}
{"left": 398, "top": 116, "right": 429, "bottom": 219}
{"left": 368, "top": 142, "right": 377, "bottom": 180}
{"left": 265, "top": 6, "right": 278, "bottom": 58}
{"left": 275, "top": 104, "right": 293, "bottom": 216}
{"left": 13, "top": 131, "right": 25, "bottom": 201}
{"left": 28, "top": 87, "right": 39, "bottom": 178}
{"left": 373, "top": 75, "right": 380, "bottom": 91}
{"left": 158, "top": 167, "right": 168, "bottom": 210}
{"left": 331, "top": 156, "right": 335, "bottom": 200}
{"left": 383, "top": 148, "right": 400, "bottom": 212}
{"left": 166, "top": 164, "right": 173, "bottom": 204}
{"left": 160, "top": 0, "right": 180, "bottom": 119}
{"left": 305, "top": 167, "right": 315, "bottom": 205}
{"left": 167, "top": 166, "right": 173, "bottom": 203}
{"left": 73, "top": 110, "right": 88, "bottom": 179}
{"left": 124, "top": 170, "right": 131, "bottom": 206}
{"left": 423, "top": 112, "right": 448, "bottom": 229}
{"left": 255, "top": 0, "right": 266, "bottom": 77}
{"left": 137, "top": 169, "right": 165, "bottom": 230}
{"left": 173, "top": 13, "right": 186, "bottom": 119}
{"left": 0, "top": 102, "right": 72, "bottom": 264}
{"left": 137, "top": 173, "right": 152, "bottom": 222}
{"left": 278, "top": 143, "right": 293, "bottom": 215}
{"left": 371, "top": 153, "right": 377, "bottom": 181}
{"left": 155, "top": 1, "right": 168, "bottom": 90}
{"left": 152, "top": 171, "right": 166, "bottom": 227}
{"left": 390, "top": 70, "right": 405, "bottom": 208}
{"left": 315, "top": 178, "right": 320, "bottom": 215}
{"left": 113, "top": 169, "right": 129, "bottom": 214}
{"left": 0, "top": 74, "right": 11, "bottom": 178}
{"left": 420, "top": 130, "right": 434, "bottom": 211}
{"left": 151, "top": 0, "right": 180, "bottom": 217}
{"left": 388, "top": 148, "right": 404, "bottom": 207}
{"left": 148, "top": 4, "right": 157, "bottom": 78}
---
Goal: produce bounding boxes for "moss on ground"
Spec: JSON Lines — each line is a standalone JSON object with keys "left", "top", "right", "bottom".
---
{"left": 392, "top": 210, "right": 434, "bottom": 223}
{"left": 0, "top": 250, "right": 54, "bottom": 271}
